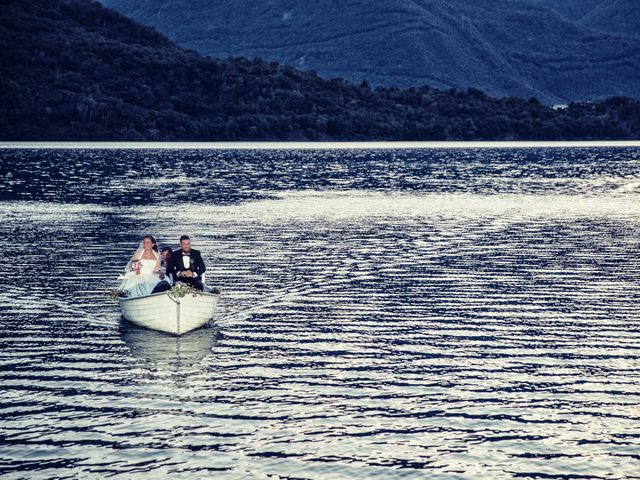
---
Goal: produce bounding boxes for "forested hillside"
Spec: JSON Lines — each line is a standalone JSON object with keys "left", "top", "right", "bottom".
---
{"left": 1, "top": 0, "right": 639, "bottom": 141}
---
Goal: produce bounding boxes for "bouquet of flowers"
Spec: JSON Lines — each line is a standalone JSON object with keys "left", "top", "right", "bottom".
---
{"left": 131, "top": 260, "right": 142, "bottom": 274}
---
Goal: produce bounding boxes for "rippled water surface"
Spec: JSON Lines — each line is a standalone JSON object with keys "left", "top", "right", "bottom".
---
{"left": 1, "top": 146, "right": 640, "bottom": 479}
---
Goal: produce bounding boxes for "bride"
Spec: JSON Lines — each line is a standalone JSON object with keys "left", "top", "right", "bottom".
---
{"left": 118, "top": 235, "right": 164, "bottom": 298}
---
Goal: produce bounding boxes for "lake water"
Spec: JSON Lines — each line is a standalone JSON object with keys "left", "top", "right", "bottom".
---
{"left": 1, "top": 145, "right": 639, "bottom": 479}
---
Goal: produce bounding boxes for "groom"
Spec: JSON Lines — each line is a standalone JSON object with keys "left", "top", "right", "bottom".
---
{"left": 167, "top": 235, "right": 206, "bottom": 291}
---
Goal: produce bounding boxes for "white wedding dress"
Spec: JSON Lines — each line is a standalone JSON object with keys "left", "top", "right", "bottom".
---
{"left": 119, "top": 258, "right": 162, "bottom": 298}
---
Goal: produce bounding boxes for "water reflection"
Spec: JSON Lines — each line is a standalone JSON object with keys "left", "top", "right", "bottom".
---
{"left": 119, "top": 321, "right": 221, "bottom": 370}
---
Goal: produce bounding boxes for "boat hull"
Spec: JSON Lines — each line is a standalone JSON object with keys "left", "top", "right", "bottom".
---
{"left": 119, "top": 291, "right": 219, "bottom": 335}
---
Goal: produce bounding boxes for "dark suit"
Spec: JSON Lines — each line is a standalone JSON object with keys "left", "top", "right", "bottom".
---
{"left": 151, "top": 259, "right": 173, "bottom": 294}
{"left": 167, "top": 248, "right": 206, "bottom": 291}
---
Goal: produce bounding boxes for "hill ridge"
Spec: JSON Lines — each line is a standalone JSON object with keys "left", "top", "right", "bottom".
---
{"left": 99, "top": 0, "right": 640, "bottom": 104}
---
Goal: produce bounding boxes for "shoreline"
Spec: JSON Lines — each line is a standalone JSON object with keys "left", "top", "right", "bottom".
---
{"left": 2, "top": 141, "right": 640, "bottom": 150}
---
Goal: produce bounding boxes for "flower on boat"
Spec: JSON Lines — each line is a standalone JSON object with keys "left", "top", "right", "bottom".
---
{"left": 169, "top": 283, "right": 201, "bottom": 299}
{"left": 106, "top": 288, "right": 126, "bottom": 302}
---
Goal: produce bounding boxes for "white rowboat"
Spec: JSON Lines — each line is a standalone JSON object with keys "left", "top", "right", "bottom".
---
{"left": 119, "top": 290, "right": 219, "bottom": 335}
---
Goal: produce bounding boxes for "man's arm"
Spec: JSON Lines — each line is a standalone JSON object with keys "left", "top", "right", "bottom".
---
{"left": 194, "top": 251, "right": 206, "bottom": 276}
{"left": 166, "top": 254, "right": 176, "bottom": 277}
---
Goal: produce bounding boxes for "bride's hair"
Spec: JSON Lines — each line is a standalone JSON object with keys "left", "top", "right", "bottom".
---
{"left": 143, "top": 234, "right": 159, "bottom": 252}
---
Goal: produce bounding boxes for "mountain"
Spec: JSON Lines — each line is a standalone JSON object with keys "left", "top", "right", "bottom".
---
{"left": 580, "top": 0, "right": 640, "bottom": 38}
{"left": 98, "top": 0, "right": 640, "bottom": 104}
{"left": 1, "top": 0, "right": 639, "bottom": 141}
{"left": 536, "top": 0, "right": 640, "bottom": 38}
{"left": 535, "top": 0, "right": 604, "bottom": 20}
